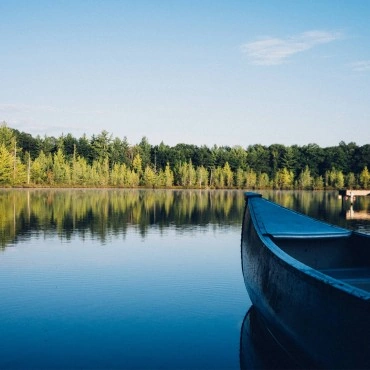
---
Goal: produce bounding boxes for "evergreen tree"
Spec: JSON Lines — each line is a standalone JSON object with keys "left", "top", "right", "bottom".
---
{"left": 0, "top": 123, "right": 15, "bottom": 151}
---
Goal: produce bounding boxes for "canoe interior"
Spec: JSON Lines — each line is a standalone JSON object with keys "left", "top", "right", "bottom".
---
{"left": 271, "top": 233, "right": 370, "bottom": 292}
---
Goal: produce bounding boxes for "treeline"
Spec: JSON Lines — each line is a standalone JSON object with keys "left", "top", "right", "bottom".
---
{"left": 1, "top": 122, "right": 370, "bottom": 189}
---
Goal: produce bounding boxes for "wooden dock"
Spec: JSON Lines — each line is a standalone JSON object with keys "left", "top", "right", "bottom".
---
{"left": 339, "top": 189, "right": 370, "bottom": 197}
{"left": 339, "top": 189, "right": 370, "bottom": 204}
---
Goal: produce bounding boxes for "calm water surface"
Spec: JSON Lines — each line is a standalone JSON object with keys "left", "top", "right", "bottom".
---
{"left": 0, "top": 189, "right": 369, "bottom": 369}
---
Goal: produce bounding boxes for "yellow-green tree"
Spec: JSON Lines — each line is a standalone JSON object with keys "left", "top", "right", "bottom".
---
{"left": 360, "top": 166, "right": 370, "bottom": 189}
{"left": 326, "top": 168, "right": 345, "bottom": 189}
{"left": 0, "top": 123, "right": 14, "bottom": 151}
{"left": 31, "top": 151, "right": 52, "bottom": 184}
{"left": 143, "top": 165, "right": 157, "bottom": 187}
{"left": 0, "top": 144, "right": 13, "bottom": 184}
{"left": 245, "top": 168, "right": 257, "bottom": 189}
{"left": 72, "top": 156, "right": 90, "bottom": 185}
{"left": 223, "top": 162, "right": 234, "bottom": 188}
{"left": 274, "top": 168, "right": 294, "bottom": 189}
{"left": 163, "top": 163, "right": 174, "bottom": 187}
{"left": 132, "top": 153, "right": 143, "bottom": 176}
{"left": 126, "top": 170, "right": 140, "bottom": 187}
{"left": 313, "top": 176, "right": 324, "bottom": 190}
{"left": 178, "top": 161, "right": 196, "bottom": 187}
{"left": 297, "top": 166, "right": 313, "bottom": 190}
{"left": 346, "top": 172, "right": 356, "bottom": 189}
{"left": 53, "top": 149, "right": 71, "bottom": 184}
{"left": 211, "top": 166, "right": 225, "bottom": 188}
{"left": 235, "top": 168, "right": 245, "bottom": 188}
{"left": 196, "top": 165, "right": 208, "bottom": 188}
{"left": 110, "top": 163, "right": 126, "bottom": 186}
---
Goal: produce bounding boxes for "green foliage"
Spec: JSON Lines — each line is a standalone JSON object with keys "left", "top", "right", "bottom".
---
{"left": 136, "top": 137, "right": 151, "bottom": 170}
{"left": 0, "top": 123, "right": 15, "bottom": 151}
{"left": 196, "top": 166, "right": 208, "bottom": 188}
{"left": 143, "top": 166, "right": 157, "bottom": 187}
{"left": 0, "top": 123, "right": 369, "bottom": 190}
{"left": 346, "top": 172, "right": 356, "bottom": 189}
{"left": 313, "top": 176, "right": 324, "bottom": 190}
{"left": 72, "top": 156, "right": 90, "bottom": 185}
{"left": 177, "top": 161, "right": 196, "bottom": 187}
{"left": 53, "top": 149, "right": 70, "bottom": 184}
{"left": 91, "top": 130, "right": 112, "bottom": 162}
{"left": 257, "top": 172, "right": 270, "bottom": 189}
{"left": 31, "top": 151, "right": 53, "bottom": 184}
{"left": 0, "top": 144, "right": 13, "bottom": 184}
{"left": 297, "top": 166, "right": 313, "bottom": 190}
{"left": 359, "top": 166, "right": 370, "bottom": 189}
{"left": 325, "top": 167, "right": 345, "bottom": 189}
{"left": 210, "top": 166, "right": 224, "bottom": 188}
{"left": 163, "top": 163, "right": 174, "bottom": 187}
{"left": 132, "top": 153, "right": 143, "bottom": 175}
{"left": 245, "top": 168, "right": 257, "bottom": 189}
{"left": 274, "top": 168, "right": 294, "bottom": 190}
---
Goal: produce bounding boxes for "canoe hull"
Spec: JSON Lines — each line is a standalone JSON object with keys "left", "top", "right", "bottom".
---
{"left": 241, "top": 194, "right": 370, "bottom": 369}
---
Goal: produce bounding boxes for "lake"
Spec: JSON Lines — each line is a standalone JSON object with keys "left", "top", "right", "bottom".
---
{"left": 0, "top": 189, "right": 369, "bottom": 369}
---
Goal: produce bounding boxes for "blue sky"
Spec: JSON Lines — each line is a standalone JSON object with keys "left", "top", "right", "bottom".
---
{"left": 1, "top": 0, "right": 370, "bottom": 147}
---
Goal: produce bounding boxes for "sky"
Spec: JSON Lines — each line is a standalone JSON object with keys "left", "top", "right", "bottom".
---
{"left": 1, "top": 0, "right": 370, "bottom": 148}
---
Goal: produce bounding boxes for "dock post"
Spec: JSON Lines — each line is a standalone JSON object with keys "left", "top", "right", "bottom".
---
{"left": 349, "top": 191, "right": 353, "bottom": 205}
{"left": 339, "top": 189, "right": 346, "bottom": 210}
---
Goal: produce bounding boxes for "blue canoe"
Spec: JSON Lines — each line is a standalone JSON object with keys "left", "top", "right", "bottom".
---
{"left": 241, "top": 192, "right": 370, "bottom": 369}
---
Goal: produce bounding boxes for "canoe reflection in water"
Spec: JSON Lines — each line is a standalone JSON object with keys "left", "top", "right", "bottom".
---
{"left": 240, "top": 306, "right": 306, "bottom": 370}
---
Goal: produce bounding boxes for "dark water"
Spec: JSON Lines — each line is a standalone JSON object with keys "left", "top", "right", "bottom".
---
{"left": 0, "top": 189, "right": 369, "bottom": 369}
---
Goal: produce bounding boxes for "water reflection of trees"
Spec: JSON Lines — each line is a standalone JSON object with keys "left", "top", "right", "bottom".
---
{"left": 0, "top": 189, "right": 246, "bottom": 248}
{"left": 1, "top": 189, "right": 368, "bottom": 249}
{"left": 262, "top": 190, "right": 370, "bottom": 230}
{"left": 262, "top": 190, "right": 342, "bottom": 224}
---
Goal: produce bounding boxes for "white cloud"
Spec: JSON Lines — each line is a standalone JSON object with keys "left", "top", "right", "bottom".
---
{"left": 350, "top": 60, "right": 370, "bottom": 72}
{"left": 241, "top": 30, "right": 341, "bottom": 66}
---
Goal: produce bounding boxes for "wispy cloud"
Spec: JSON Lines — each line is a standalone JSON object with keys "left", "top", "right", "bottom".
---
{"left": 0, "top": 103, "right": 59, "bottom": 113}
{"left": 0, "top": 103, "right": 105, "bottom": 115}
{"left": 6, "top": 120, "right": 77, "bottom": 135}
{"left": 350, "top": 60, "right": 370, "bottom": 72}
{"left": 240, "top": 30, "right": 341, "bottom": 66}
{"left": 0, "top": 103, "right": 106, "bottom": 135}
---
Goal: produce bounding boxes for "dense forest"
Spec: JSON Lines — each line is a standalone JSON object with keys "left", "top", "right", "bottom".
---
{"left": 0, "top": 122, "right": 369, "bottom": 189}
